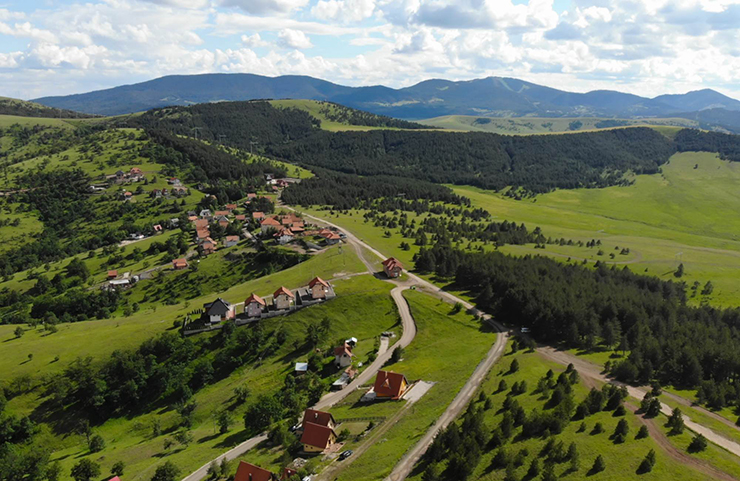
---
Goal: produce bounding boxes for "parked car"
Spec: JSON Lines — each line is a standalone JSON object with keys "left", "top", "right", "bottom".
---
{"left": 340, "top": 450, "right": 354, "bottom": 460}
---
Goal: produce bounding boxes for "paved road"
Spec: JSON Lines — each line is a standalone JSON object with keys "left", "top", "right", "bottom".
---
{"left": 539, "top": 346, "right": 740, "bottom": 458}
{"left": 182, "top": 434, "right": 268, "bottom": 481}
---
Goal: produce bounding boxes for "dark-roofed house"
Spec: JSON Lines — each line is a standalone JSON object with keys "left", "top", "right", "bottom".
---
{"left": 308, "top": 277, "right": 330, "bottom": 300}
{"left": 373, "top": 370, "right": 409, "bottom": 400}
{"left": 233, "top": 461, "right": 275, "bottom": 481}
{"left": 245, "top": 293, "right": 266, "bottom": 318}
{"left": 273, "top": 286, "right": 295, "bottom": 310}
{"left": 302, "top": 409, "right": 337, "bottom": 430}
{"left": 300, "top": 422, "right": 337, "bottom": 453}
{"left": 203, "top": 298, "right": 235, "bottom": 324}
{"left": 382, "top": 257, "right": 403, "bottom": 278}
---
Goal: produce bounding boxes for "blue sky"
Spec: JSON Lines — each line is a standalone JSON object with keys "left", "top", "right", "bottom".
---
{"left": 1, "top": 0, "right": 739, "bottom": 100}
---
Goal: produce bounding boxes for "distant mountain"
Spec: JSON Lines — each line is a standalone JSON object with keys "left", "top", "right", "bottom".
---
{"left": 0, "top": 96, "right": 94, "bottom": 118}
{"left": 33, "top": 73, "right": 740, "bottom": 123}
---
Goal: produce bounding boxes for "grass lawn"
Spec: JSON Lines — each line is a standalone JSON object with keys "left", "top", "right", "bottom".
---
{"left": 322, "top": 289, "right": 497, "bottom": 481}
{"left": 6, "top": 274, "right": 398, "bottom": 481}
{"left": 406, "top": 345, "right": 722, "bottom": 481}
{"left": 0, "top": 244, "right": 366, "bottom": 381}
{"left": 0, "top": 114, "right": 76, "bottom": 129}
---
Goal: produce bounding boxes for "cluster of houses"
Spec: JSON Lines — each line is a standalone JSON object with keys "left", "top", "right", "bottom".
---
{"left": 259, "top": 212, "right": 343, "bottom": 247}
{"left": 109, "top": 167, "right": 145, "bottom": 184}
{"left": 189, "top": 205, "right": 244, "bottom": 256}
{"left": 183, "top": 277, "right": 335, "bottom": 334}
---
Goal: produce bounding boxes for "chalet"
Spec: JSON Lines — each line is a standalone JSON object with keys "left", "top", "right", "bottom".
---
{"left": 260, "top": 217, "right": 281, "bottom": 233}
{"left": 333, "top": 343, "right": 353, "bottom": 369}
{"left": 302, "top": 409, "right": 337, "bottom": 430}
{"left": 202, "top": 298, "right": 235, "bottom": 324}
{"left": 247, "top": 193, "right": 257, "bottom": 200}
{"left": 308, "top": 277, "right": 330, "bottom": 299}
{"left": 226, "top": 203, "right": 237, "bottom": 212}
{"left": 193, "top": 218, "right": 209, "bottom": 230}
{"left": 252, "top": 212, "right": 266, "bottom": 221}
{"left": 274, "top": 228, "right": 294, "bottom": 245}
{"left": 188, "top": 215, "right": 199, "bottom": 222}
{"left": 295, "top": 362, "right": 308, "bottom": 375}
{"left": 168, "top": 218, "right": 180, "bottom": 228}
{"left": 233, "top": 461, "right": 275, "bottom": 481}
{"left": 167, "top": 177, "right": 180, "bottom": 184}
{"left": 107, "top": 270, "right": 118, "bottom": 280}
{"left": 382, "top": 257, "right": 403, "bottom": 278}
{"left": 273, "top": 286, "right": 295, "bottom": 310}
{"left": 332, "top": 367, "right": 357, "bottom": 391}
{"left": 172, "top": 258, "right": 188, "bottom": 270}
{"left": 300, "top": 422, "right": 337, "bottom": 453}
{"left": 224, "top": 235, "right": 240, "bottom": 248}
{"left": 373, "top": 371, "right": 409, "bottom": 400}
{"left": 115, "top": 170, "right": 125, "bottom": 179}
{"left": 290, "top": 224, "right": 304, "bottom": 234}
{"left": 276, "top": 179, "right": 289, "bottom": 188}
{"left": 200, "top": 240, "right": 216, "bottom": 255}
{"left": 245, "top": 293, "right": 266, "bottom": 318}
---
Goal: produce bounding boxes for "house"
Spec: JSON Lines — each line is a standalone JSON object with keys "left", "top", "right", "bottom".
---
{"left": 302, "top": 409, "right": 337, "bottom": 430}
{"left": 107, "top": 270, "right": 118, "bottom": 280}
{"left": 300, "top": 422, "right": 338, "bottom": 453}
{"left": 167, "top": 177, "right": 180, "bottom": 185}
{"left": 202, "top": 298, "right": 235, "bottom": 324}
{"left": 172, "top": 186, "right": 188, "bottom": 196}
{"left": 224, "top": 235, "right": 240, "bottom": 248}
{"left": 233, "top": 461, "right": 275, "bottom": 481}
{"left": 214, "top": 210, "right": 230, "bottom": 217}
{"left": 193, "top": 218, "right": 209, "bottom": 230}
{"left": 226, "top": 203, "right": 237, "bottom": 212}
{"left": 247, "top": 193, "right": 257, "bottom": 200}
{"left": 260, "top": 217, "right": 282, "bottom": 233}
{"left": 109, "top": 477, "right": 121, "bottom": 481}
{"left": 115, "top": 170, "right": 125, "bottom": 179}
{"left": 295, "top": 362, "right": 308, "bottom": 375}
{"left": 324, "top": 232, "right": 341, "bottom": 245}
{"left": 153, "top": 224, "right": 163, "bottom": 232}
{"left": 332, "top": 367, "right": 357, "bottom": 391}
{"left": 130, "top": 167, "right": 144, "bottom": 176}
{"left": 382, "top": 257, "right": 403, "bottom": 278}
{"left": 151, "top": 189, "right": 162, "bottom": 198}
{"left": 216, "top": 215, "right": 230, "bottom": 228}
{"left": 235, "top": 214, "right": 246, "bottom": 222}
{"left": 196, "top": 229, "right": 210, "bottom": 240}
{"left": 123, "top": 191, "right": 133, "bottom": 201}
{"left": 200, "top": 240, "right": 216, "bottom": 255}
{"left": 276, "top": 179, "right": 289, "bottom": 188}
{"left": 273, "top": 286, "right": 295, "bottom": 310}
{"left": 169, "top": 218, "right": 180, "bottom": 228}
{"left": 245, "top": 293, "right": 266, "bottom": 318}
{"left": 252, "top": 212, "right": 266, "bottom": 221}
{"left": 333, "top": 343, "right": 353, "bottom": 369}
{"left": 373, "top": 371, "right": 409, "bottom": 400}
{"left": 308, "top": 277, "right": 330, "bottom": 300}
{"left": 172, "top": 258, "right": 188, "bottom": 270}
{"left": 274, "top": 228, "right": 294, "bottom": 245}
{"left": 199, "top": 209, "right": 212, "bottom": 218}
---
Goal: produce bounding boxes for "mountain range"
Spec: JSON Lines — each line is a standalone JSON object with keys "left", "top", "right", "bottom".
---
{"left": 29, "top": 73, "right": 740, "bottom": 130}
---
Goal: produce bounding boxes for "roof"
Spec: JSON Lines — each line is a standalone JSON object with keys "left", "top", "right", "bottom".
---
{"left": 247, "top": 193, "right": 257, "bottom": 198}
{"left": 235, "top": 215, "right": 246, "bottom": 221}
{"left": 196, "top": 229, "right": 210, "bottom": 239}
{"left": 273, "top": 286, "right": 295, "bottom": 299}
{"left": 194, "top": 219, "right": 209, "bottom": 229}
{"left": 309, "top": 277, "right": 329, "bottom": 288}
{"left": 204, "top": 297, "right": 231, "bottom": 315}
{"left": 233, "top": 461, "right": 274, "bottom": 481}
{"left": 245, "top": 293, "right": 266, "bottom": 306}
{"left": 295, "top": 362, "right": 308, "bottom": 372}
{"left": 300, "top": 422, "right": 336, "bottom": 450}
{"left": 109, "top": 477, "right": 121, "bottom": 481}
{"left": 252, "top": 212, "right": 265, "bottom": 218}
{"left": 383, "top": 257, "right": 403, "bottom": 270}
{"left": 172, "top": 258, "right": 188, "bottom": 267}
{"left": 333, "top": 345, "right": 353, "bottom": 357}
{"left": 373, "top": 370, "right": 408, "bottom": 399}
{"left": 226, "top": 203, "right": 237, "bottom": 209}
{"left": 275, "top": 228, "right": 294, "bottom": 237}
{"left": 261, "top": 217, "right": 281, "bottom": 227}
{"left": 325, "top": 233, "right": 341, "bottom": 240}
{"left": 107, "top": 270, "right": 118, "bottom": 277}
{"left": 302, "top": 409, "right": 336, "bottom": 427}
{"left": 225, "top": 235, "right": 240, "bottom": 242}
{"left": 280, "top": 468, "right": 297, "bottom": 481}
{"left": 215, "top": 210, "right": 229, "bottom": 216}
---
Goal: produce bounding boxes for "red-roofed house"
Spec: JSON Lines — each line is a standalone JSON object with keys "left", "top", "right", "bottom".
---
{"left": 233, "top": 461, "right": 275, "bottom": 481}
{"left": 333, "top": 343, "right": 353, "bottom": 368}
{"left": 109, "top": 477, "right": 121, "bottom": 481}
{"left": 300, "top": 422, "right": 337, "bottom": 453}
{"left": 273, "top": 286, "right": 295, "bottom": 310}
{"left": 224, "top": 235, "right": 240, "bottom": 248}
{"left": 260, "top": 217, "right": 281, "bottom": 233}
{"left": 107, "top": 270, "right": 118, "bottom": 280}
{"left": 226, "top": 203, "right": 237, "bottom": 212}
{"left": 302, "top": 409, "right": 337, "bottom": 430}
{"left": 308, "top": 277, "right": 330, "bottom": 299}
{"left": 274, "top": 228, "right": 294, "bottom": 245}
{"left": 382, "top": 257, "right": 403, "bottom": 279}
{"left": 235, "top": 214, "right": 246, "bottom": 222}
{"left": 196, "top": 229, "right": 210, "bottom": 240}
{"left": 130, "top": 167, "right": 143, "bottom": 176}
{"left": 373, "top": 371, "right": 408, "bottom": 400}
{"left": 252, "top": 212, "right": 266, "bottom": 221}
{"left": 200, "top": 239, "right": 216, "bottom": 256}
{"left": 172, "top": 258, "right": 188, "bottom": 270}
{"left": 214, "top": 210, "right": 229, "bottom": 217}
{"left": 247, "top": 193, "right": 257, "bottom": 200}
{"left": 245, "top": 293, "right": 266, "bottom": 318}
{"left": 193, "top": 218, "right": 209, "bottom": 230}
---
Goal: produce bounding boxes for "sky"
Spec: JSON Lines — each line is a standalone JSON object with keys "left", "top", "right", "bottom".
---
{"left": 2, "top": 0, "right": 740, "bottom": 100}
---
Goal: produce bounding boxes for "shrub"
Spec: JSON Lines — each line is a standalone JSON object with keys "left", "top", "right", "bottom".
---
{"left": 88, "top": 434, "right": 105, "bottom": 453}
{"left": 688, "top": 434, "right": 708, "bottom": 453}
{"left": 111, "top": 461, "right": 125, "bottom": 477}
{"left": 151, "top": 461, "right": 180, "bottom": 481}
{"left": 71, "top": 459, "right": 101, "bottom": 481}
{"left": 635, "top": 425, "right": 649, "bottom": 439}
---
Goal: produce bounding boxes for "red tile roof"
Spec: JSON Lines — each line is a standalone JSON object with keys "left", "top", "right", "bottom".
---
{"left": 233, "top": 461, "right": 274, "bottom": 481}
{"left": 300, "top": 422, "right": 336, "bottom": 450}
{"left": 214, "top": 210, "right": 229, "bottom": 216}
{"left": 333, "top": 345, "right": 353, "bottom": 357}
{"left": 261, "top": 217, "right": 281, "bottom": 227}
{"left": 194, "top": 219, "right": 209, "bottom": 229}
{"left": 302, "top": 409, "right": 336, "bottom": 428}
{"left": 107, "top": 270, "right": 118, "bottom": 278}
{"left": 172, "top": 259, "right": 188, "bottom": 268}
{"left": 225, "top": 235, "right": 239, "bottom": 243}
{"left": 273, "top": 286, "right": 295, "bottom": 299}
{"left": 373, "top": 370, "right": 408, "bottom": 399}
{"left": 245, "top": 293, "right": 266, "bottom": 306}
{"left": 309, "top": 277, "right": 329, "bottom": 288}
{"left": 235, "top": 214, "right": 246, "bottom": 221}
{"left": 383, "top": 257, "right": 403, "bottom": 270}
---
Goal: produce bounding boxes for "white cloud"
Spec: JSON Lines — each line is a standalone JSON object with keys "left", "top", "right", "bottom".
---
{"left": 241, "top": 33, "right": 271, "bottom": 47}
{"left": 277, "top": 28, "right": 313, "bottom": 49}
{"left": 312, "top": 0, "right": 376, "bottom": 23}
{"left": 218, "top": 0, "right": 309, "bottom": 15}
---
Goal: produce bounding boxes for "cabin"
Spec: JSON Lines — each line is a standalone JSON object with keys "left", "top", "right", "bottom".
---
{"left": 172, "top": 258, "right": 188, "bottom": 270}
{"left": 333, "top": 343, "right": 353, "bottom": 369}
{"left": 202, "top": 298, "right": 235, "bottom": 324}
{"left": 273, "top": 286, "right": 295, "bottom": 310}
{"left": 233, "top": 461, "right": 275, "bottom": 481}
{"left": 172, "top": 186, "right": 188, "bottom": 196}
{"left": 224, "top": 235, "right": 240, "bottom": 248}
{"left": 322, "top": 232, "right": 341, "bottom": 245}
{"left": 245, "top": 293, "right": 266, "bottom": 318}
{"left": 382, "top": 257, "right": 403, "bottom": 278}
{"left": 373, "top": 370, "right": 409, "bottom": 400}
{"left": 300, "top": 422, "right": 337, "bottom": 453}
{"left": 260, "top": 217, "right": 281, "bottom": 233}
{"left": 215, "top": 215, "right": 230, "bottom": 228}
{"left": 302, "top": 409, "right": 337, "bottom": 430}
{"left": 308, "top": 277, "right": 330, "bottom": 299}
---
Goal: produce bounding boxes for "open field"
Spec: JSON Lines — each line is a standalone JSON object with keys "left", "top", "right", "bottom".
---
{"left": 406, "top": 344, "right": 734, "bottom": 481}
{"left": 0, "top": 114, "right": 77, "bottom": 129}
{"left": 0, "top": 244, "right": 365, "bottom": 380}
{"left": 5, "top": 274, "right": 397, "bottom": 481}
{"left": 419, "top": 115, "right": 698, "bottom": 135}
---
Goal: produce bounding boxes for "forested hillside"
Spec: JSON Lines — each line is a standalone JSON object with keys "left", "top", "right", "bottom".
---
{"left": 0, "top": 97, "right": 93, "bottom": 118}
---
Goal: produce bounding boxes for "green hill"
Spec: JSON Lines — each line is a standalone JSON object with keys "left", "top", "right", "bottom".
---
{"left": 0, "top": 96, "right": 94, "bottom": 118}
